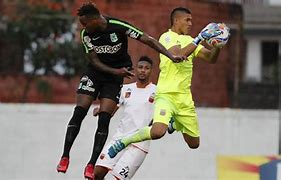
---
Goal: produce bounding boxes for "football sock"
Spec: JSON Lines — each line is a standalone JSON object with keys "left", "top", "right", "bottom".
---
{"left": 122, "top": 126, "right": 152, "bottom": 147}
{"left": 62, "top": 106, "right": 87, "bottom": 157}
{"left": 88, "top": 112, "right": 111, "bottom": 165}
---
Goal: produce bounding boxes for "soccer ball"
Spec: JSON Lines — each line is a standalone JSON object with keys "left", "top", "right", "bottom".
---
{"left": 206, "top": 23, "right": 230, "bottom": 48}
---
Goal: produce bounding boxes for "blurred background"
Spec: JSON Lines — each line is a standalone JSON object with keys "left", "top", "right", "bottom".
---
{"left": 0, "top": 0, "right": 280, "bottom": 180}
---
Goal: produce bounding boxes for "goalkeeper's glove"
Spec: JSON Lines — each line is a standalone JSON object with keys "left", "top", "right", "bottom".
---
{"left": 192, "top": 23, "right": 222, "bottom": 46}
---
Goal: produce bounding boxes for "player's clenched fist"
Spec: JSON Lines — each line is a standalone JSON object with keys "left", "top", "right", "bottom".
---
{"left": 170, "top": 54, "right": 186, "bottom": 63}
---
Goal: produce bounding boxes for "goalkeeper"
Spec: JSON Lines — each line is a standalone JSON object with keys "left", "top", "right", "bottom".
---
{"left": 108, "top": 7, "right": 228, "bottom": 158}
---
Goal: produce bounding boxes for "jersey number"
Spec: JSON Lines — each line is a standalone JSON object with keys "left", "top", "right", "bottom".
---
{"left": 119, "top": 166, "right": 129, "bottom": 178}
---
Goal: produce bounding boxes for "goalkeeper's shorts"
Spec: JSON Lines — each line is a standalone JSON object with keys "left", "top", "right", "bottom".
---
{"left": 153, "top": 93, "right": 200, "bottom": 137}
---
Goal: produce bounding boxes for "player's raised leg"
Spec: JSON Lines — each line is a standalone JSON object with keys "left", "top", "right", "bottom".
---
{"left": 84, "top": 98, "right": 117, "bottom": 179}
{"left": 108, "top": 123, "right": 170, "bottom": 158}
{"left": 108, "top": 97, "right": 173, "bottom": 158}
{"left": 57, "top": 94, "right": 93, "bottom": 173}
{"left": 108, "top": 126, "right": 152, "bottom": 158}
{"left": 183, "top": 133, "right": 200, "bottom": 149}
{"left": 94, "top": 166, "right": 109, "bottom": 180}
{"left": 176, "top": 99, "right": 200, "bottom": 149}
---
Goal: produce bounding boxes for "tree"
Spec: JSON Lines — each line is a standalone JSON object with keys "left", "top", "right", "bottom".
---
{"left": 0, "top": 2, "right": 85, "bottom": 102}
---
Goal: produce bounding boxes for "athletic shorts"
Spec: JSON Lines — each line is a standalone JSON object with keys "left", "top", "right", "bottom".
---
{"left": 153, "top": 93, "right": 200, "bottom": 137}
{"left": 96, "top": 140, "right": 148, "bottom": 180}
{"left": 76, "top": 70, "right": 123, "bottom": 103}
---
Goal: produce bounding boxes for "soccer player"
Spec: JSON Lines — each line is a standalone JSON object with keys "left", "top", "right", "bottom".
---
{"left": 56, "top": 2, "right": 183, "bottom": 180}
{"left": 94, "top": 56, "right": 156, "bottom": 180}
{"left": 108, "top": 7, "right": 226, "bottom": 158}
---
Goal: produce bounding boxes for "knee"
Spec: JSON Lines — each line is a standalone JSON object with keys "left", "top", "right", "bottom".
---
{"left": 185, "top": 140, "right": 200, "bottom": 149}
{"left": 183, "top": 136, "right": 200, "bottom": 149}
{"left": 94, "top": 167, "right": 108, "bottom": 180}
{"left": 94, "top": 173, "right": 104, "bottom": 180}
{"left": 187, "top": 143, "right": 200, "bottom": 149}
{"left": 69, "top": 106, "right": 88, "bottom": 126}
{"left": 150, "top": 127, "right": 166, "bottom": 139}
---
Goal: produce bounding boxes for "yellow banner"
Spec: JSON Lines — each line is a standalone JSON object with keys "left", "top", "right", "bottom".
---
{"left": 217, "top": 155, "right": 281, "bottom": 180}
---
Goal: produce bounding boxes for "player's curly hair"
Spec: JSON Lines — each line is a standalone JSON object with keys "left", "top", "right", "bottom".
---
{"left": 77, "top": 2, "right": 100, "bottom": 17}
{"left": 138, "top": 56, "right": 153, "bottom": 66}
{"left": 170, "top": 7, "right": 191, "bottom": 26}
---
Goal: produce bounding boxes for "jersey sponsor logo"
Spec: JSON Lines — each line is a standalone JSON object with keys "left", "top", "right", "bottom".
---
{"left": 119, "top": 166, "right": 129, "bottom": 178}
{"left": 93, "top": 43, "right": 122, "bottom": 54}
{"left": 110, "top": 33, "right": 118, "bottom": 42}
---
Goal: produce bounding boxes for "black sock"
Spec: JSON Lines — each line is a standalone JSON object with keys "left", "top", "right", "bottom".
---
{"left": 88, "top": 112, "right": 111, "bottom": 165}
{"left": 62, "top": 106, "right": 87, "bottom": 158}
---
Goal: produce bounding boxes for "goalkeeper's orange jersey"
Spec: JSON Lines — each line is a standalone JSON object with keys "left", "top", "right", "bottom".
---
{"left": 157, "top": 29, "right": 203, "bottom": 94}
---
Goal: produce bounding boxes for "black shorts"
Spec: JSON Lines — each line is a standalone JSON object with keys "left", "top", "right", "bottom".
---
{"left": 76, "top": 71, "right": 123, "bottom": 103}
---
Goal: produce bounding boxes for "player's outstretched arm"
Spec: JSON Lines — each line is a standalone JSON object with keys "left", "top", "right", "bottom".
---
{"left": 86, "top": 52, "right": 134, "bottom": 78}
{"left": 139, "top": 33, "right": 185, "bottom": 63}
{"left": 169, "top": 43, "right": 198, "bottom": 58}
{"left": 170, "top": 23, "right": 223, "bottom": 59}
{"left": 197, "top": 47, "right": 220, "bottom": 64}
{"left": 192, "top": 23, "right": 227, "bottom": 64}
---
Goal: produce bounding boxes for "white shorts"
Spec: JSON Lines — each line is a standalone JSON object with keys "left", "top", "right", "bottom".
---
{"left": 96, "top": 140, "right": 148, "bottom": 180}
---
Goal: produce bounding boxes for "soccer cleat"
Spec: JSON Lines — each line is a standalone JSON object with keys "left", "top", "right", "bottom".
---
{"left": 108, "top": 140, "right": 125, "bottom": 158}
{"left": 57, "top": 157, "right": 69, "bottom": 173}
{"left": 167, "top": 117, "right": 175, "bottom": 134}
{"left": 84, "top": 164, "right": 95, "bottom": 180}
